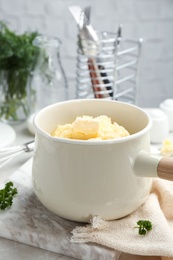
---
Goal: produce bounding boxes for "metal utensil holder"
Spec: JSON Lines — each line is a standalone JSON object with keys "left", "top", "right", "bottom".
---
{"left": 76, "top": 31, "right": 143, "bottom": 104}
{"left": 114, "top": 37, "right": 143, "bottom": 104}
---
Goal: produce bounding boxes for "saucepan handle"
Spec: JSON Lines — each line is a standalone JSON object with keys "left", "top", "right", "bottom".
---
{"left": 133, "top": 151, "right": 173, "bottom": 181}
{"left": 157, "top": 157, "right": 173, "bottom": 180}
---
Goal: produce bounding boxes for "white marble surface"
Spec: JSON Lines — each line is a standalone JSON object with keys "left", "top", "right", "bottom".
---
{"left": 0, "top": 122, "right": 162, "bottom": 260}
{"left": 0, "top": 158, "right": 120, "bottom": 259}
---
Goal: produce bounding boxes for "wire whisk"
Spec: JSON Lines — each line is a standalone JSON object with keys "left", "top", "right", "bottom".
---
{"left": 0, "top": 140, "right": 34, "bottom": 169}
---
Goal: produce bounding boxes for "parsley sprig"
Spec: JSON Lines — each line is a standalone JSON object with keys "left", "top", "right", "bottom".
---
{"left": 0, "top": 21, "right": 39, "bottom": 121}
{"left": 0, "top": 181, "right": 18, "bottom": 210}
{"left": 135, "top": 220, "right": 152, "bottom": 235}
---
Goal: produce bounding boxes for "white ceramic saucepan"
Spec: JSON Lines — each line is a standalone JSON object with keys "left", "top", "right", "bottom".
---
{"left": 32, "top": 99, "right": 173, "bottom": 222}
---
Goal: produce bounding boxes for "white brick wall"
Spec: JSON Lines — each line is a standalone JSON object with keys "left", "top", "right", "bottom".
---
{"left": 0, "top": 0, "right": 173, "bottom": 107}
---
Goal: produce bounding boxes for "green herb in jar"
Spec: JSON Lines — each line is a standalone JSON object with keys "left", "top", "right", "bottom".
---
{"left": 0, "top": 21, "right": 39, "bottom": 121}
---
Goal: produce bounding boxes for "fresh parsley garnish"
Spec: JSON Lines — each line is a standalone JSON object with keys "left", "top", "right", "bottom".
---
{"left": 0, "top": 181, "right": 18, "bottom": 210}
{"left": 135, "top": 220, "right": 152, "bottom": 235}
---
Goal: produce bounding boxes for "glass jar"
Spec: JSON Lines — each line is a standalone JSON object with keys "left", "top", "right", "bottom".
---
{"left": 0, "top": 68, "right": 32, "bottom": 124}
{"left": 30, "top": 35, "right": 68, "bottom": 114}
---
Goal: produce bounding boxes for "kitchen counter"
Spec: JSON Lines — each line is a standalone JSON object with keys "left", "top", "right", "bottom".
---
{"left": 0, "top": 122, "right": 162, "bottom": 260}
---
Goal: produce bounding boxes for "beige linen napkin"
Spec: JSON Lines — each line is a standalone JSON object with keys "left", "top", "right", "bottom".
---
{"left": 71, "top": 178, "right": 173, "bottom": 259}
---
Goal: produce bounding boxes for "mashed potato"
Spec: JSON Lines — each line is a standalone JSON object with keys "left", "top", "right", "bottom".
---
{"left": 160, "top": 139, "right": 173, "bottom": 157}
{"left": 51, "top": 115, "right": 130, "bottom": 140}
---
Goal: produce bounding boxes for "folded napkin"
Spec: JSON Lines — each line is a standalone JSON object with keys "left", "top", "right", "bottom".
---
{"left": 71, "top": 178, "right": 173, "bottom": 259}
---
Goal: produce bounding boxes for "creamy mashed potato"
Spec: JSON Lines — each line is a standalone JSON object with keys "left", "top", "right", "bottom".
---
{"left": 160, "top": 139, "right": 173, "bottom": 157}
{"left": 51, "top": 115, "right": 130, "bottom": 140}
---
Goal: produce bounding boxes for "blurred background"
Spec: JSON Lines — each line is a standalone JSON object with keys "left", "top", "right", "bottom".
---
{"left": 0, "top": 0, "right": 173, "bottom": 107}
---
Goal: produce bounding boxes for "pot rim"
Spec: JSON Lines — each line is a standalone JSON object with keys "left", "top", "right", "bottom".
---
{"left": 33, "top": 99, "right": 152, "bottom": 145}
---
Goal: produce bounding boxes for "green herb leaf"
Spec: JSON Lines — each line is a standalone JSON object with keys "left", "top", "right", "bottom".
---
{"left": 0, "top": 181, "right": 18, "bottom": 210}
{"left": 0, "top": 21, "right": 39, "bottom": 70}
{"left": 134, "top": 220, "right": 152, "bottom": 236}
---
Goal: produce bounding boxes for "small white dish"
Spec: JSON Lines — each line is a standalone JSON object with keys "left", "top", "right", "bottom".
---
{"left": 160, "top": 99, "right": 173, "bottom": 132}
{"left": 144, "top": 108, "right": 169, "bottom": 144}
{"left": 0, "top": 122, "right": 16, "bottom": 147}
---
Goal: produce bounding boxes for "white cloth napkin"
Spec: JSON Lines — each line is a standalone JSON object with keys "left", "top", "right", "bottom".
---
{"left": 71, "top": 178, "right": 173, "bottom": 259}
